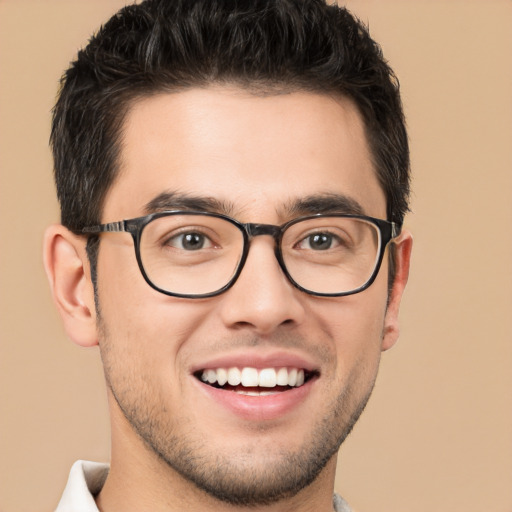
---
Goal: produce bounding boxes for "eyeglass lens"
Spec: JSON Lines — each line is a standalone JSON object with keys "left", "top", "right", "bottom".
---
{"left": 139, "top": 214, "right": 381, "bottom": 296}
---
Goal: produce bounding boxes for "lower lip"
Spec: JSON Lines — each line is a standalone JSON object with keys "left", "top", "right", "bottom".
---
{"left": 194, "top": 378, "right": 316, "bottom": 421}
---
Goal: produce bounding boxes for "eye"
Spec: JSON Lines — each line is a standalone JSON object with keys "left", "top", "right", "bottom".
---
{"left": 166, "top": 231, "right": 214, "bottom": 251}
{"left": 297, "top": 232, "right": 340, "bottom": 251}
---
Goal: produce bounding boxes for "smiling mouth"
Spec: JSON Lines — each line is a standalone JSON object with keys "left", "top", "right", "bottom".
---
{"left": 195, "top": 367, "right": 318, "bottom": 396}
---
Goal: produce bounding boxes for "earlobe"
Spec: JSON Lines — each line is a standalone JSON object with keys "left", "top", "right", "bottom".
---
{"left": 43, "top": 224, "right": 98, "bottom": 347}
{"left": 381, "top": 229, "right": 413, "bottom": 352}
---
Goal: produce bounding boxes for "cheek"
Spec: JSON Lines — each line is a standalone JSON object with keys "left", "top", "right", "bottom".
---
{"left": 309, "top": 288, "right": 388, "bottom": 373}
{"left": 96, "top": 246, "right": 215, "bottom": 370}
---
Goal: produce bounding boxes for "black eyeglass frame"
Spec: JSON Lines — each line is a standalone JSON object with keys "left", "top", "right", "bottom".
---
{"left": 80, "top": 210, "right": 401, "bottom": 299}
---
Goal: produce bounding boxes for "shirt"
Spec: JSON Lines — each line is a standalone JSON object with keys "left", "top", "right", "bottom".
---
{"left": 55, "top": 460, "right": 353, "bottom": 512}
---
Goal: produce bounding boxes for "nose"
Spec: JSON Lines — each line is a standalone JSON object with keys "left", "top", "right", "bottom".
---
{"left": 217, "top": 237, "right": 306, "bottom": 335}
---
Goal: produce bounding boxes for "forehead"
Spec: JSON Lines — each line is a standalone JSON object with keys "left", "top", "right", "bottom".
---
{"left": 103, "top": 87, "right": 386, "bottom": 222}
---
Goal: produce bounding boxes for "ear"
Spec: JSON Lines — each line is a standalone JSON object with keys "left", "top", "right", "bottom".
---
{"left": 381, "top": 229, "right": 413, "bottom": 351}
{"left": 43, "top": 224, "right": 98, "bottom": 347}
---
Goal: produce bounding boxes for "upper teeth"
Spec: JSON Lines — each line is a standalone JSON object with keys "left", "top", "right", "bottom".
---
{"left": 200, "top": 367, "right": 305, "bottom": 388}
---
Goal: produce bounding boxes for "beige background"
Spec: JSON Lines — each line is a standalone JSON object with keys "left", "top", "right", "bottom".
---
{"left": 1, "top": 1, "right": 511, "bottom": 511}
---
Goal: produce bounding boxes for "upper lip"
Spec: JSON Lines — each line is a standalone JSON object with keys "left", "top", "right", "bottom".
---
{"left": 190, "top": 350, "right": 319, "bottom": 374}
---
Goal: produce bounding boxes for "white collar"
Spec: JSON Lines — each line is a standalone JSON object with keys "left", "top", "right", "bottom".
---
{"left": 55, "top": 460, "right": 109, "bottom": 512}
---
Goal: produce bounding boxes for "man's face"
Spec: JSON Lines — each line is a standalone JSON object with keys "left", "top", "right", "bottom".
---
{"left": 93, "top": 87, "right": 404, "bottom": 504}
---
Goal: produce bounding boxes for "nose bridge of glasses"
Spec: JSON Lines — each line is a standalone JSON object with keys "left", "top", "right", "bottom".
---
{"left": 238, "top": 222, "right": 290, "bottom": 290}
{"left": 244, "top": 223, "right": 282, "bottom": 241}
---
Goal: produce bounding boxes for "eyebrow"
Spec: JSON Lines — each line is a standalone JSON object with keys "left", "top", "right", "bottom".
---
{"left": 282, "top": 193, "right": 365, "bottom": 218}
{"left": 143, "top": 191, "right": 365, "bottom": 220}
{"left": 143, "top": 191, "right": 236, "bottom": 216}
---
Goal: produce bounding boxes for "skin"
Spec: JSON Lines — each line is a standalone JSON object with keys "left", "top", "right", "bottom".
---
{"left": 44, "top": 87, "right": 412, "bottom": 512}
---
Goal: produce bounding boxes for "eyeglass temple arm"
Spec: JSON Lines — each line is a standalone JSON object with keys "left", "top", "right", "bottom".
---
{"left": 81, "top": 221, "right": 127, "bottom": 234}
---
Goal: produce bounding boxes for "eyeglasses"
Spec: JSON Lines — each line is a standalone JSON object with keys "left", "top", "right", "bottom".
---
{"left": 81, "top": 211, "right": 400, "bottom": 298}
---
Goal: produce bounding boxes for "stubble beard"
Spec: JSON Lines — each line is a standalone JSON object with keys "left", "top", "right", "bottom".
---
{"left": 98, "top": 319, "right": 378, "bottom": 507}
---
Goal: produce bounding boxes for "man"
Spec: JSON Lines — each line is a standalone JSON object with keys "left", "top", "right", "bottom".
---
{"left": 43, "top": 0, "right": 412, "bottom": 510}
